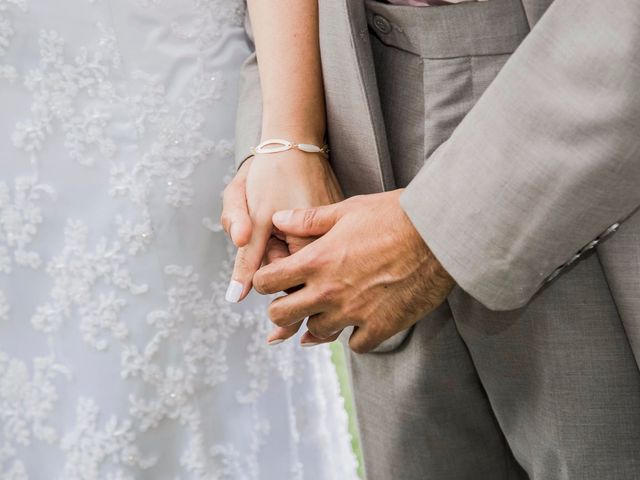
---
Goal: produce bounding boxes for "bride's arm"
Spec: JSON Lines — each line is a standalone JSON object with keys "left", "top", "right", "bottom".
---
{"left": 222, "top": 0, "right": 342, "bottom": 340}
{"left": 247, "top": 0, "right": 325, "bottom": 146}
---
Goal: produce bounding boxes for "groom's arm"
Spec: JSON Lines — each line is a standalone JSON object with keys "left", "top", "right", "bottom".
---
{"left": 401, "top": 0, "right": 640, "bottom": 310}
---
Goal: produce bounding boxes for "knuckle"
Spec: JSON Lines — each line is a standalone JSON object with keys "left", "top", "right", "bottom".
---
{"left": 302, "top": 208, "right": 318, "bottom": 230}
{"left": 267, "top": 302, "right": 281, "bottom": 326}
{"left": 220, "top": 211, "right": 232, "bottom": 228}
{"left": 305, "top": 251, "right": 327, "bottom": 272}
{"left": 252, "top": 272, "right": 269, "bottom": 294}
{"left": 349, "top": 338, "right": 368, "bottom": 355}
{"left": 306, "top": 318, "right": 329, "bottom": 339}
{"left": 349, "top": 328, "right": 378, "bottom": 354}
{"left": 234, "top": 251, "right": 253, "bottom": 274}
{"left": 315, "top": 285, "right": 338, "bottom": 306}
{"left": 267, "top": 303, "right": 286, "bottom": 326}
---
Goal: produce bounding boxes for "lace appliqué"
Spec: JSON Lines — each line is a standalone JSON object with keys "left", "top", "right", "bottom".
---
{"left": 31, "top": 219, "right": 147, "bottom": 344}
{"left": 0, "top": 176, "right": 56, "bottom": 271}
{"left": 0, "top": 354, "right": 70, "bottom": 478}
{"left": 60, "top": 398, "right": 156, "bottom": 480}
{"left": 0, "top": 0, "right": 358, "bottom": 478}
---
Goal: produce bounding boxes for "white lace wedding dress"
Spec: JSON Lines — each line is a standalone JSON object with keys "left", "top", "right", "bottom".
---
{"left": 0, "top": 1, "right": 359, "bottom": 479}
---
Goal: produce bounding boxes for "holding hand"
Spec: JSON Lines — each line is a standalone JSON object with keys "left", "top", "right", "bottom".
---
{"left": 220, "top": 148, "right": 343, "bottom": 303}
{"left": 253, "top": 190, "right": 456, "bottom": 353}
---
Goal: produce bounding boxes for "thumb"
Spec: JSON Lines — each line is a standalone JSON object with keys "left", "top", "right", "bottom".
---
{"left": 225, "top": 222, "right": 271, "bottom": 303}
{"left": 272, "top": 204, "right": 341, "bottom": 237}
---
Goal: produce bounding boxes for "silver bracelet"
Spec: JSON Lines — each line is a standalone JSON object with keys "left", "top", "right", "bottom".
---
{"left": 250, "top": 138, "right": 329, "bottom": 156}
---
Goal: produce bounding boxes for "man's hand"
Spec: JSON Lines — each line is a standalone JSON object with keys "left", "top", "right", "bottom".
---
{"left": 253, "top": 190, "right": 456, "bottom": 353}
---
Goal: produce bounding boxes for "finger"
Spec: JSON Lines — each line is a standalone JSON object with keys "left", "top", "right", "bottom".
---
{"left": 263, "top": 238, "right": 305, "bottom": 294}
{"left": 264, "top": 236, "right": 290, "bottom": 265}
{"left": 267, "top": 287, "right": 325, "bottom": 328}
{"left": 221, "top": 165, "right": 252, "bottom": 248}
{"left": 272, "top": 229, "right": 316, "bottom": 254}
{"left": 253, "top": 249, "right": 311, "bottom": 295}
{"left": 226, "top": 222, "right": 271, "bottom": 303}
{"left": 266, "top": 320, "right": 304, "bottom": 345}
{"left": 286, "top": 234, "right": 316, "bottom": 255}
{"left": 300, "top": 329, "right": 340, "bottom": 347}
{"left": 348, "top": 326, "right": 382, "bottom": 354}
{"left": 306, "top": 312, "right": 348, "bottom": 340}
{"left": 272, "top": 203, "right": 342, "bottom": 237}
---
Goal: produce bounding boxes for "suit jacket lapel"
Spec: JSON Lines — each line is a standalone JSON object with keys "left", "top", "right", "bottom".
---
{"left": 319, "top": 0, "right": 396, "bottom": 195}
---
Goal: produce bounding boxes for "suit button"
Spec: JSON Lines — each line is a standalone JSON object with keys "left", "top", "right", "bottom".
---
{"left": 602, "top": 222, "right": 621, "bottom": 238}
{"left": 580, "top": 239, "right": 599, "bottom": 253}
{"left": 546, "top": 266, "right": 564, "bottom": 283}
{"left": 373, "top": 14, "right": 392, "bottom": 34}
{"left": 566, "top": 253, "right": 581, "bottom": 266}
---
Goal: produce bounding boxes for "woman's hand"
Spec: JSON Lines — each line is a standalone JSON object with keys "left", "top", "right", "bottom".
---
{"left": 221, "top": 149, "right": 343, "bottom": 310}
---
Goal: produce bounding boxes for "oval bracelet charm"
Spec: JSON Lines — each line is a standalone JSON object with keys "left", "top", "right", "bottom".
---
{"left": 253, "top": 139, "right": 293, "bottom": 154}
{"left": 252, "top": 138, "right": 328, "bottom": 156}
{"left": 297, "top": 143, "right": 322, "bottom": 153}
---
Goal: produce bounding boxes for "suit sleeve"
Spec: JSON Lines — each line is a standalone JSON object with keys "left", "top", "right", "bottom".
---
{"left": 400, "top": 0, "right": 640, "bottom": 310}
{"left": 235, "top": 11, "right": 263, "bottom": 170}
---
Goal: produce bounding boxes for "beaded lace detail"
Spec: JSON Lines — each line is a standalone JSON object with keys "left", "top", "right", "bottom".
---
{"left": 0, "top": 1, "right": 358, "bottom": 478}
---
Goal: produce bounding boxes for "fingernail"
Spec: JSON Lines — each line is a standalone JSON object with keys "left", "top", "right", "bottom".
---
{"left": 272, "top": 210, "right": 293, "bottom": 225}
{"left": 268, "top": 339, "right": 285, "bottom": 346}
{"left": 301, "top": 342, "right": 319, "bottom": 348}
{"left": 225, "top": 280, "right": 243, "bottom": 303}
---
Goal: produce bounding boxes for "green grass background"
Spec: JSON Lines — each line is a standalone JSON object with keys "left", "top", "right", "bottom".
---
{"left": 330, "top": 342, "right": 365, "bottom": 478}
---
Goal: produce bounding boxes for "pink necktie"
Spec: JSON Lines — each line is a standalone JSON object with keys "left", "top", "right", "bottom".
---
{"left": 386, "top": 0, "right": 487, "bottom": 6}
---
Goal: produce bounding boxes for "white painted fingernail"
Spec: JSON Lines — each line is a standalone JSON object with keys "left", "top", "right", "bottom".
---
{"left": 301, "top": 342, "right": 319, "bottom": 348}
{"left": 268, "top": 339, "right": 285, "bottom": 346}
{"left": 225, "top": 280, "right": 243, "bottom": 303}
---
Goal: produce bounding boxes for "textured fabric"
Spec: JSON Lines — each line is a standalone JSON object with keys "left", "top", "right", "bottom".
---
{"left": 448, "top": 254, "right": 640, "bottom": 480}
{"left": 353, "top": 3, "right": 526, "bottom": 477}
{"left": 0, "top": 1, "right": 359, "bottom": 478}
{"left": 365, "top": 1, "right": 640, "bottom": 478}
{"left": 235, "top": 0, "right": 640, "bottom": 478}
{"left": 401, "top": 0, "right": 640, "bottom": 310}
{"left": 346, "top": 287, "right": 529, "bottom": 479}
{"left": 365, "top": 0, "right": 529, "bottom": 187}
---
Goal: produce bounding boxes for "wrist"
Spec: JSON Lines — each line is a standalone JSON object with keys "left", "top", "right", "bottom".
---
{"left": 261, "top": 118, "right": 325, "bottom": 146}
{"left": 394, "top": 189, "right": 456, "bottom": 289}
{"left": 252, "top": 139, "right": 328, "bottom": 158}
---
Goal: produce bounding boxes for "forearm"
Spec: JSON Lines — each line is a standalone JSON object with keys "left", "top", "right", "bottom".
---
{"left": 402, "top": 0, "right": 640, "bottom": 310}
{"left": 247, "top": 0, "right": 325, "bottom": 144}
